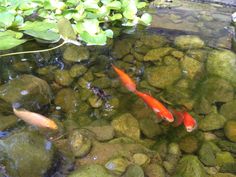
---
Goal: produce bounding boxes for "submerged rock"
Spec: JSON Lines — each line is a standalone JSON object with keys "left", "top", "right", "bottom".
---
{"left": 63, "top": 45, "right": 90, "bottom": 62}
{"left": 112, "top": 39, "right": 134, "bottom": 59}
{"left": 68, "top": 164, "right": 113, "bottom": 177}
{"left": 174, "top": 155, "right": 207, "bottom": 177}
{"left": 0, "top": 131, "right": 55, "bottom": 177}
{"left": 216, "top": 152, "right": 235, "bottom": 167}
{"left": 111, "top": 113, "right": 140, "bottom": 140}
{"left": 140, "top": 35, "right": 168, "bottom": 48}
{"left": 139, "top": 118, "right": 162, "bottom": 138}
{"left": 199, "top": 77, "right": 234, "bottom": 104}
{"left": 174, "top": 35, "right": 205, "bottom": 50}
{"left": 144, "top": 47, "right": 174, "bottom": 61}
{"left": 123, "top": 164, "right": 144, "bottom": 177}
{"left": 199, "top": 113, "right": 226, "bottom": 131}
{"left": 206, "top": 49, "right": 236, "bottom": 87}
{"left": 144, "top": 163, "right": 165, "bottom": 177}
{"left": 224, "top": 120, "right": 236, "bottom": 142}
{"left": 217, "top": 140, "right": 236, "bottom": 154}
{"left": 0, "top": 75, "right": 52, "bottom": 113}
{"left": 179, "top": 136, "right": 199, "bottom": 153}
{"left": 146, "top": 65, "right": 181, "bottom": 89}
{"left": 220, "top": 100, "right": 236, "bottom": 120}
{"left": 69, "top": 65, "right": 88, "bottom": 78}
{"left": 212, "top": 173, "right": 236, "bottom": 177}
{"left": 105, "top": 157, "right": 130, "bottom": 175}
{"left": 54, "top": 70, "right": 74, "bottom": 86}
{"left": 85, "top": 125, "right": 115, "bottom": 141}
{"left": 0, "top": 114, "right": 18, "bottom": 131}
{"left": 198, "top": 141, "right": 221, "bottom": 166}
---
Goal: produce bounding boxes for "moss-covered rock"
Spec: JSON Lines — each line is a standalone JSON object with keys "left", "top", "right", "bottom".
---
{"left": 179, "top": 136, "right": 199, "bottom": 153}
{"left": 69, "top": 65, "right": 88, "bottom": 78}
{"left": 217, "top": 140, "right": 236, "bottom": 154}
{"left": 85, "top": 125, "right": 115, "bottom": 141}
{"left": 199, "top": 113, "right": 226, "bottom": 131}
{"left": 111, "top": 113, "right": 140, "bottom": 140}
{"left": 144, "top": 47, "right": 174, "bottom": 61}
{"left": 206, "top": 49, "right": 236, "bottom": 87}
{"left": 220, "top": 100, "right": 236, "bottom": 120}
{"left": 105, "top": 157, "right": 130, "bottom": 175}
{"left": 0, "top": 115, "right": 18, "bottom": 131}
{"left": 146, "top": 65, "right": 181, "bottom": 89}
{"left": 123, "top": 164, "right": 144, "bottom": 177}
{"left": 63, "top": 45, "right": 90, "bottom": 62}
{"left": 212, "top": 173, "right": 236, "bottom": 177}
{"left": 68, "top": 164, "right": 113, "bottom": 177}
{"left": 0, "top": 131, "right": 55, "bottom": 177}
{"left": 174, "top": 35, "right": 205, "bottom": 49}
{"left": 144, "top": 163, "right": 166, "bottom": 177}
{"left": 139, "top": 118, "right": 162, "bottom": 138}
{"left": 112, "top": 39, "right": 135, "bottom": 59}
{"left": 199, "top": 77, "right": 234, "bottom": 104}
{"left": 140, "top": 35, "right": 168, "bottom": 48}
{"left": 0, "top": 75, "right": 52, "bottom": 113}
{"left": 216, "top": 152, "right": 235, "bottom": 167}
{"left": 174, "top": 155, "right": 207, "bottom": 177}
{"left": 54, "top": 70, "right": 74, "bottom": 86}
{"left": 198, "top": 141, "right": 221, "bottom": 166}
{"left": 224, "top": 120, "right": 236, "bottom": 142}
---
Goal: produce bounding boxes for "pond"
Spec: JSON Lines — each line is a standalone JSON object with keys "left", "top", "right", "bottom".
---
{"left": 0, "top": 1, "right": 236, "bottom": 177}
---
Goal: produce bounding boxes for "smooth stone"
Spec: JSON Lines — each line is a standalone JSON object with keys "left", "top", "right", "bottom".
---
{"left": 111, "top": 113, "right": 140, "bottom": 140}
{"left": 105, "top": 157, "right": 130, "bottom": 175}
{"left": 0, "top": 131, "right": 55, "bottom": 177}
{"left": 179, "top": 136, "right": 199, "bottom": 153}
{"left": 140, "top": 35, "right": 168, "bottom": 48}
{"left": 54, "top": 70, "right": 73, "bottom": 86}
{"left": 88, "top": 95, "right": 103, "bottom": 108}
{"left": 139, "top": 118, "right": 162, "bottom": 138}
{"left": 68, "top": 164, "right": 113, "bottom": 177}
{"left": 85, "top": 125, "right": 115, "bottom": 141}
{"left": 144, "top": 47, "right": 174, "bottom": 61}
{"left": 146, "top": 65, "right": 181, "bottom": 89}
{"left": 224, "top": 120, "right": 236, "bottom": 142}
{"left": 217, "top": 140, "right": 236, "bottom": 153}
{"left": 168, "top": 143, "right": 181, "bottom": 156}
{"left": 63, "top": 45, "right": 90, "bottom": 62}
{"left": 199, "top": 113, "right": 226, "bottom": 131}
{"left": 112, "top": 39, "right": 135, "bottom": 59}
{"left": 132, "top": 153, "right": 150, "bottom": 166}
{"left": 69, "top": 65, "right": 88, "bottom": 78}
{"left": 123, "top": 164, "right": 144, "bottom": 177}
{"left": 220, "top": 100, "right": 236, "bottom": 120}
{"left": 174, "top": 35, "right": 205, "bottom": 49}
{"left": 220, "top": 162, "right": 236, "bottom": 174}
{"left": 0, "top": 115, "right": 18, "bottom": 131}
{"left": 206, "top": 49, "right": 236, "bottom": 87}
{"left": 198, "top": 141, "right": 221, "bottom": 166}
{"left": 174, "top": 155, "right": 207, "bottom": 177}
{"left": 212, "top": 173, "right": 236, "bottom": 177}
{"left": 144, "top": 164, "right": 166, "bottom": 177}
{"left": 216, "top": 152, "right": 235, "bottom": 166}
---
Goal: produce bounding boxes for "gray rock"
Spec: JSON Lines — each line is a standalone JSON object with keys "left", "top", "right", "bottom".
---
{"left": 68, "top": 164, "right": 113, "bottom": 177}
{"left": 199, "top": 77, "right": 234, "bottom": 104}
{"left": 199, "top": 113, "right": 226, "bottom": 131}
{"left": 174, "top": 155, "right": 207, "bottom": 177}
{"left": 220, "top": 100, "right": 236, "bottom": 120}
{"left": 63, "top": 45, "right": 90, "bottom": 62}
{"left": 198, "top": 141, "right": 221, "bottom": 166}
{"left": 206, "top": 49, "right": 236, "bottom": 87}
{"left": 0, "top": 75, "right": 52, "bottom": 113}
{"left": 0, "top": 131, "right": 55, "bottom": 177}
{"left": 174, "top": 35, "right": 205, "bottom": 49}
{"left": 146, "top": 65, "right": 181, "bottom": 89}
{"left": 111, "top": 113, "right": 140, "bottom": 140}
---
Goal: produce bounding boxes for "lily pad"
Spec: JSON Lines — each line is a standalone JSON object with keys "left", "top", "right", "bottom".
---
{"left": 0, "top": 36, "right": 26, "bottom": 50}
{"left": 24, "top": 30, "right": 60, "bottom": 42}
{"left": 0, "top": 11, "right": 15, "bottom": 28}
{"left": 19, "top": 21, "right": 57, "bottom": 31}
{"left": 57, "top": 17, "right": 77, "bottom": 40}
{"left": 80, "top": 31, "right": 106, "bottom": 45}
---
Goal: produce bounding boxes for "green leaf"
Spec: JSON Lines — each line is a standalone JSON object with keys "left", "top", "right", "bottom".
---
{"left": 24, "top": 30, "right": 60, "bottom": 42}
{"left": 82, "top": 19, "right": 100, "bottom": 35}
{"left": 109, "top": 13, "right": 122, "bottom": 21}
{"left": 101, "top": 0, "right": 111, "bottom": 4}
{"left": 19, "top": 21, "right": 57, "bottom": 31}
{"left": 80, "top": 31, "right": 106, "bottom": 45}
{"left": 0, "top": 11, "right": 15, "bottom": 28}
{"left": 0, "top": 30, "right": 23, "bottom": 39}
{"left": 105, "top": 29, "right": 113, "bottom": 38}
{"left": 107, "top": 1, "right": 121, "bottom": 10}
{"left": 140, "top": 13, "right": 152, "bottom": 25}
{"left": 0, "top": 35, "right": 26, "bottom": 50}
{"left": 137, "top": 2, "right": 147, "bottom": 9}
{"left": 12, "top": 15, "right": 24, "bottom": 27}
{"left": 57, "top": 17, "right": 77, "bottom": 40}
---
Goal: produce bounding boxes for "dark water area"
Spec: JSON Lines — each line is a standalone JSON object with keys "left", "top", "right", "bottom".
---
{"left": 0, "top": 1, "right": 236, "bottom": 177}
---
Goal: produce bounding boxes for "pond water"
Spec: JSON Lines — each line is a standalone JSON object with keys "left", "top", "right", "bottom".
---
{"left": 0, "top": 1, "right": 236, "bottom": 177}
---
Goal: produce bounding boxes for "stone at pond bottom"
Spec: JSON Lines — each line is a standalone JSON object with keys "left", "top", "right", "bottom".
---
{"left": 178, "top": 136, "right": 199, "bottom": 153}
{"left": 143, "top": 47, "right": 174, "bottom": 61}
{"left": 216, "top": 152, "right": 235, "bottom": 167}
{"left": 146, "top": 65, "right": 181, "bottom": 89}
{"left": 132, "top": 153, "right": 150, "bottom": 166}
{"left": 144, "top": 163, "right": 165, "bottom": 177}
{"left": 123, "top": 164, "right": 144, "bottom": 177}
{"left": 220, "top": 100, "right": 236, "bottom": 120}
{"left": 105, "top": 157, "right": 130, "bottom": 175}
{"left": 174, "top": 155, "right": 207, "bottom": 177}
{"left": 212, "top": 173, "right": 236, "bottom": 177}
{"left": 68, "top": 164, "right": 113, "bottom": 177}
{"left": 85, "top": 125, "right": 115, "bottom": 141}
{"left": 198, "top": 141, "right": 221, "bottom": 166}
{"left": 206, "top": 49, "right": 236, "bottom": 87}
{"left": 69, "top": 65, "right": 88, "bottom": 78}
{"left": 0, "top": 75, "right": 52, "bottom": 113}
{"left": 0, "top": 131, "right": 55, "bottom": 177}
{"left": 199, "top": 113, "right": 226, "bottom": 131}
{"left": 224, "top": 120, "right": 236, "bottom": 142}
{"left": 54, "top": 70, "right": 74, "bottom": 86}
{"left": 140, "top": 35, "right": 168, "bottom": 48}
{"left": 217, "top": 140, "right": 236, "bottom": 154}
{"left": 69, "top": 130, "right": 92, "bottom": 158}
{"left": 63, "top": 45, "right": 90, "bottom": 62}
{"left": 199, "top": 77, "right": 234, "bottom": 104}
{"left": 139, "top": 118, "right": 162, "bottom": 138}
{"left": 0, "top": 114, "right": 18, "bottom": 131}
{"left": 111, "top": 113, "right": 140, "bottom": 140}
{"left": 174, "top": 35, "right": 205, "bottom": 50}
{"left": 111, "top": 39, "right": 134, "bottom": 59}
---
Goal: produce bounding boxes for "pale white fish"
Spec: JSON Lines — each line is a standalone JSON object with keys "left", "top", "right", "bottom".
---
{"left": 13, "top": 108, "right": 58, "bottom": 130}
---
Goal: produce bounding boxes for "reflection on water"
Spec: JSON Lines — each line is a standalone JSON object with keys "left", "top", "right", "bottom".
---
{"left": 0, "top": 1, "right": 236, "bottom": 177}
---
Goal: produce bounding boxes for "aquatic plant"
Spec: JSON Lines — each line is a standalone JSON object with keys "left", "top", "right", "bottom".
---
{"left": 0, "top": 0, "right": 152, "bottom": 52}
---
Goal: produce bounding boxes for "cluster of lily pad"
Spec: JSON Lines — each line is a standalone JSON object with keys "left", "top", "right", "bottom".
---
{"left": 0, "top": 0, "right": 152, "bottom": 50}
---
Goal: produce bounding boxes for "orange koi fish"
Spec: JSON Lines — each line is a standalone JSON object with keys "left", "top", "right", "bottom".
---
{"left": 134, "top": 90, "right": 174, "bottom": 122}
{"left": 173, "top": 110, "right": 197, "bottom": 132}
{"left": 13, "top": 108, "right": 58, "bottom": 130}
{"left": 112, "top": 64, "right": 137, "bottom": 92}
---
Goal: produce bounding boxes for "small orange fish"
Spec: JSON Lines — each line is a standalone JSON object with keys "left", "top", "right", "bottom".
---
{"left": 112, "top": 64, "right": 137, "bottom": 92}
{"left": 13, "top": 108, "right": 58, "bottom": 130}
{"left": 173, "top": 110, "right": 197, "bottom": 132}
{"left": 134, "top": 90, "right": 174, "bottom": 122}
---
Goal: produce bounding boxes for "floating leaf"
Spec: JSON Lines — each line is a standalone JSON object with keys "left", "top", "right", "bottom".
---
{"left": 0, "top": 30, "right": 23, "bottom": 39}
{"left": 140, "top": 13, "right": 152, "bottom": 26}
{"left": 57, "top": 17, "right": 77, "bottom": 40}
{"left": 0, "top": 36, "right": 26, "bottom": 50}
{"left": 80, "top": 31, "right": 106, "bottom": 45}
{"left": 12, "top": 15, "right": 24, "bottom": 27}
{"left": 24, "top": 30, "right": 60, "bottom": 42}
{"left": 107, "top": 1, "right": 121, "bottom": 10}
{"left": 109, "top": 13, "right": 122, "bottom": 21}
{"left": 105, "top": 29, "right": 113, "bottom": 38}
{"left": 82, "top": 19, "right": 100, "bottom": 35}
{"left": 137, "top": 2, "right": 147, "bottom": 9}
{"left": 123, "top": 0, "right": 137, "bottom": 20}
{"left": 0, "top": 11, "right": 15, "bottom": 28}
{"left": 19, "top": 21, "right": 57, "bottom": 31}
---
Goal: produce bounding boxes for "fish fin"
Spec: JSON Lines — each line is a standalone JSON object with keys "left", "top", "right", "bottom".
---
{"left": 172, "top": 110, "right": 184, "bottom": 127}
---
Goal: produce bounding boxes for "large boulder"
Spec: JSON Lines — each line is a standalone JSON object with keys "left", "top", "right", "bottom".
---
{"left": 0, "top": 75, "right": 52, "bottom": 113}
{"left": 0, "top": 131, "right": 55, "bottom": 177}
